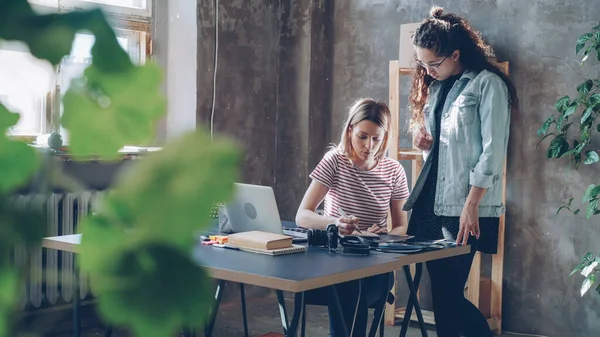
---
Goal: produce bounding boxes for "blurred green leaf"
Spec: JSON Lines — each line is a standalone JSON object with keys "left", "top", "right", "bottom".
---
{"left": 0, "top": 105, "right": 40, "bottom": 193}
{"left": 78, "top": 129, "right": 241, "bottom": 337}
{"left": 0, "top": 269, "right": 19, "bottom": 337}
{"left": 0, "top": 105, "right": 19, "bottom": 130}
{"left": 91, "top": 244, "right": 215, "bottom": 337}
{"left": 62, "top": 62, "right": 166, "bottom": 159}
{"left": 0, "top": 197, "right": 46, "bottom": 248}
{"left": 96, "top": 130, "right": 241, "bottom": 248}
{"left": 0, "top": 141, "right": 39, "bottom": 193}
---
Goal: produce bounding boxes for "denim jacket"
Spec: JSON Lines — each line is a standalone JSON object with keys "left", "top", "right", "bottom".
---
{"left": 403, "top": 69, "right": 510, "bottom": 217}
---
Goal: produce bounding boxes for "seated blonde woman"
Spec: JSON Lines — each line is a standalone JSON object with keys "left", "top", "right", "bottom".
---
{"left": 296, "top": 98, "right": 410, "bottom": 337}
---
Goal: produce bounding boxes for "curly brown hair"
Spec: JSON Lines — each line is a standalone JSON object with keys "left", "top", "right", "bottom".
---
{"left": 408, "top": 6, "right": 518, "bottom": 130}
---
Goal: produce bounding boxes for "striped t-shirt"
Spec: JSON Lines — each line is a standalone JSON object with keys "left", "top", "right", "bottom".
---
{"left": 309, "top": 150, "right": 410, "bottom": 230}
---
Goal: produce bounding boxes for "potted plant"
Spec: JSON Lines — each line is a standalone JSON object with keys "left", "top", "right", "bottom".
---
{"left": 537, "top": 22, "right": 600, "bottom": 297}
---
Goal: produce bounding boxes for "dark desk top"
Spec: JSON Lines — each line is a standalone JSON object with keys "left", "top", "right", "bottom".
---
{"left": 192, "top": 241, "right": 469, "bottom": 292}
{"left": 41, "top": 233, "right": 470, "bottom": 293}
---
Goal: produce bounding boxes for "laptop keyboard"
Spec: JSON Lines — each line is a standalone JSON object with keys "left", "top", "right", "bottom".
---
{"left": 282, "top": 227, "right": 308, "bottom": 239}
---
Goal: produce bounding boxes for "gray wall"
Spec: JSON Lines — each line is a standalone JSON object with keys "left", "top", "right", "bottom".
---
{"left": 196, "top": 0, "right": 600, "bottom": 336}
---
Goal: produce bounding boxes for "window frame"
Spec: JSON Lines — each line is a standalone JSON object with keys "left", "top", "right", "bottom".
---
{"left": 4, "top": 0, "right": 153, "bottom": 140}
{"left": 29, "top": 0, "right": 152, "bottom": 20}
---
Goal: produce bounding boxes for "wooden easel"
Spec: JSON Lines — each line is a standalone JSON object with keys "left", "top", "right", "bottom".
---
{"left": 385, "top": 60, "right": 507, "bottom": 335}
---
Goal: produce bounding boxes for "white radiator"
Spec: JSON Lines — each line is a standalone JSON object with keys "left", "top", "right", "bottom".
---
{"left": 12, "top": 191, "right": 106, "bottom": 310}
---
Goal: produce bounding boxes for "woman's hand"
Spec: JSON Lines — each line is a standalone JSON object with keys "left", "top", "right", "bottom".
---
{"left": 367, "top": 224, "right": 388, "bottom": 234}
{"left": 336, "top": 216, "right": 359, "bottom": 235}
{"left": 414, "top": 126, "right": 433, "bottom": 151}
{"left": 457, "top": 202, "right": 480, "bottom": 246}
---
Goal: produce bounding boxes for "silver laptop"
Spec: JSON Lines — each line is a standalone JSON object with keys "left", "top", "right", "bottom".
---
{"left": 224, "top": 183, "right": 284, "bottom": 234}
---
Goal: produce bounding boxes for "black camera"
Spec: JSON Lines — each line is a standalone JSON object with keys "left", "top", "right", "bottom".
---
{"left": 307, "top": 224, "right": 370, "bottom": 255}
{"left": 307, "top": 224, "right": 339, "bottom": 250}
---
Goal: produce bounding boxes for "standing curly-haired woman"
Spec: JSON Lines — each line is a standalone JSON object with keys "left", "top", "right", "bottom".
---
{"left": 402, "top": 6, "right": 518, "bottom": 337}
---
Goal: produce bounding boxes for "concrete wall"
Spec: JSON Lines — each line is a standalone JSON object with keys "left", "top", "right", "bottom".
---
{"left": 196, "top": 0, "right": 332, "bottom": 214}
{"left": 196, "top": 0, "right": 600, "bottom": 336}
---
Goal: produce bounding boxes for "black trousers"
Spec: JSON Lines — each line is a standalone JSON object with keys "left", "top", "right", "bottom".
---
{"left": 426, "top": 240, "right": 492, "bottom": 337}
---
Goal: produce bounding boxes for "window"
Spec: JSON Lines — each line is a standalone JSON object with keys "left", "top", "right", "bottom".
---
{"left": 2, "top": 1, "right": 152, "bottom": 138}
{"left": 0, "top": 42, "right": 54, "bottom": 136}
{"left": 29, "top": 0, "right": 152, "bottom": 18}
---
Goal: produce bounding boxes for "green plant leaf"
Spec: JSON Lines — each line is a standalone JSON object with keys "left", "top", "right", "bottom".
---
{"left": 61, "top": 62, "right": 167, "bottom": 159}
{"left": 563, "top": 104, "right": 578, "bottom": 119}
{"left": 537, "top": 116, "right": 555, "bottom": 136}
{"left": 576, "top": 42, "right": 586, "bottom": 55}
{"left": 582, "top": 184, "right": 600, "bottom": 203}
{"left": 577, "top": 80, "right": 594, "bottom": 96}
{"left": 597, "top": 124, "right": 600, "bottom": 132}
{"left": 587, "top": 199, "right": 599, "bottom": 220}
{"left": 581, "top": 107, "right": 594, "bottom": 124}
{"left": 555, "top": 96, "right": 570, "bottom": 114}
{"left": 89, "top": 243, "right": 216, "bottom": 337}
{"left": 584, "top": 151, "right": 599, "bottom": 164}
{"left": 577, "top": 32, "right": 594, "bottom": 45}
{"left": 571, "top": 260, "right": 588, "bottom": 277}
{"left": 556, "top": 115, "right": 565, "bottom": 131}
{"left": 581, "top": 274, "right": 596, "bottom": 296}
{"left": 581, "top": 126, "right": 591, "bottom": 144}
{"left": 590, "top": 93, "right": 600, "bottom": 107}
{"left": 547, "top": 135, "right": 570, "bottom": 159}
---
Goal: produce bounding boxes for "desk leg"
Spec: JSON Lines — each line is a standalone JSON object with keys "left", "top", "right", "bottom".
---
{"left": 276, "top": 291, "right": 304, "bottom": 337}
{"left": 204, "top": 280, "right": 225, "bottom": 337}
{"left": 73, "top": 265, "right": 81, "bottom": 337}
{"left": 399, "top": 264, "right": 428, "bottom": 337}
{"left": 240, "top": 284, "right": 249, "bottom": 337}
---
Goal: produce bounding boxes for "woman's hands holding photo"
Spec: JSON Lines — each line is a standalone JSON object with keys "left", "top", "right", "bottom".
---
{"left": 336, "top": 216, "right": 359, "bottom": 235}
{"left": 367, "top": 224, "right": 388, "bottom": 234}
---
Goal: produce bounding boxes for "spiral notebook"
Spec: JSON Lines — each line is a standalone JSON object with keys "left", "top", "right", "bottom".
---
{"left": 232, "top": 243, "right": 306, "bottom": 256}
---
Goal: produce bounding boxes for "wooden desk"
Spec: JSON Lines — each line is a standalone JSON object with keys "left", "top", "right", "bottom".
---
{"left": 42, "top": 234, "right": 470, "bottom": 337}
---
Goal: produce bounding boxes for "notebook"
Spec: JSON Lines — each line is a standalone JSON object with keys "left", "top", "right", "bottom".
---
{"left": 232, "top": 244, "right": 307, "bottom": 256}
{"left": 227, "top": 230, "right": 293, "bottom": 250}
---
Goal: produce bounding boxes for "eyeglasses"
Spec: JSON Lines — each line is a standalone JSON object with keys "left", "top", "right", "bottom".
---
{"left": 415, "top": 55, "right": 448, "bottom": 70}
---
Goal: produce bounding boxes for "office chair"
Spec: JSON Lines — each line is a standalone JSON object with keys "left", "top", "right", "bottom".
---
{"left": 299, "top": 285, "right": 395, "bottom": 337}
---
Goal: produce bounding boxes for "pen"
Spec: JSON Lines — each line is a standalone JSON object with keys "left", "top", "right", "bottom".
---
{"left": 213, "top": 243, "right": 240, "bottom": 251}
{"left": 338, "top": 207, "right": 363, "bottom": 234}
